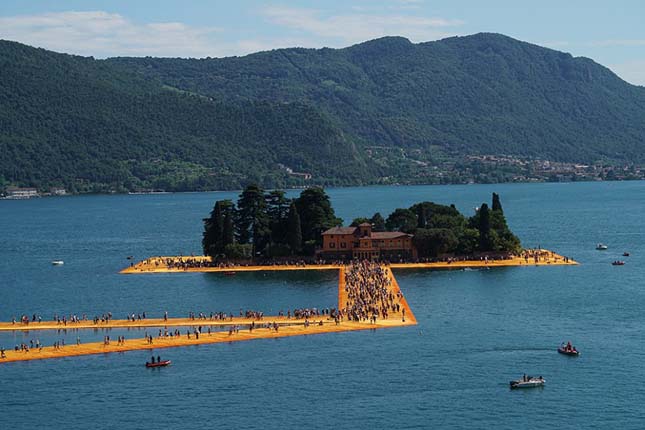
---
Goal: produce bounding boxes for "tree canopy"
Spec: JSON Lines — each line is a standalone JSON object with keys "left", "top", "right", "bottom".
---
{"left": 203, "top": 188, "right": 521, "bottom": 259}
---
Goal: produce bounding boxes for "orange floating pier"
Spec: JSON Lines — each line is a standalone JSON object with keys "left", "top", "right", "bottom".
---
{"left": 120, "top": 250, "right": 576, "bottom": 275}
{"left": 1, "top": 250, "right": 576, "bottom": 364}
{"left": 0, "top": 265, "right": 415, "bottom": 363}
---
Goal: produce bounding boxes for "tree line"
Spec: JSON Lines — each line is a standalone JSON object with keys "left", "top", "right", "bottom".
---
{"left": 203, "top": 186, "right": 521, "bottom": 260}
{"left": 202, "top": 186, "right": 342, "bottom": 259}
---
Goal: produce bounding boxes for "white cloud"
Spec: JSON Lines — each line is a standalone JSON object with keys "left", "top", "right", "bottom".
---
{"left": 609, "top": 60, "right": 645, "bottom": 86}
{"left": 0, "top": 11, "right": 224, "bottom": 58}
{"left": 261, "top": 6, "right": 463, "bottom": 46}
{"left": 0, "top": 8, "right": 464, "bottom": 59}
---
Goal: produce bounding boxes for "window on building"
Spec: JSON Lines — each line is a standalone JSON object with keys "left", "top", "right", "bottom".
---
{"left": 340, "top": 242, "right": 346, "bottom": 248}
{"left": 330, "top": 242, "right": 335, "bottom": 248}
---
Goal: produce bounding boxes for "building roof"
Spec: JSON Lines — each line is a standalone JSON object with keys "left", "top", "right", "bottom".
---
{"left": 322, "top": 226, "right": 412, "bottom": 239}
{"left": 358, "top": 222, "right": 372, "bottom": 227}
{"left": 371, "top": 232, "right": 412, "bottom": 239}
{"left": 322, "top": 226, "right": 358, "bottom": 235}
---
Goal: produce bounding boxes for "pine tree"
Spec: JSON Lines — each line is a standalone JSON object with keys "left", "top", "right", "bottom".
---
{"left": 223, "top": 210, "right": 235, "bottom": 247}
{"left": 370, "top": 212, "right": 386, "bottom": 232}
{"left": 417, "top": 204, "right": 427, "bottom": 228}
{"left": 294, "top": 187, "right": 342, "bottom": 245}
{"left": 492, "top": 192, "right": 503, "bottom": 213}
{"left": 202, "top": 200, "right": 224, "bottom": 256}
{"left": 236, "top": 184, "right": 270, "bottom": 254}
{"left": 478, "top": 203, "right": 492, "bottom": 251}
{"left": 286, "top": 202, "right": 302, "bottom": 254}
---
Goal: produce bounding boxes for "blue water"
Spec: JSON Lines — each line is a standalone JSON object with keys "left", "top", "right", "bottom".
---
{"left": 1, "top": 182, "right": 644, "bottom": 429}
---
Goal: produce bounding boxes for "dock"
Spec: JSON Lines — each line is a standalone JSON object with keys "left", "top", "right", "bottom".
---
{"left": 1, "top": 250, "right": 575, "bottom": 363}
{"left": 120, "top": 250, "right": 576, "bottom": 274}
{"left": 0, "top": 265, "right": 415, "bottom": 363}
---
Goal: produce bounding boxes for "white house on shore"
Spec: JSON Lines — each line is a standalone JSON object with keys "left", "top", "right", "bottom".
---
{"left": 4, "top": 187, "right": 40, "bottom": 199}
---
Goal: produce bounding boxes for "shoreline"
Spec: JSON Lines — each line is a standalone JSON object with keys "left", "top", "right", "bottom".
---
{"left": 3, "top": 178, "right": 645, "bottom": 199}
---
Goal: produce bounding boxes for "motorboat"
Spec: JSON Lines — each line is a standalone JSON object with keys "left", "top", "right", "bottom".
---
{"left": 612, "top": 261, "right": 625, "bottom": 266}
{"left": 51, "top": 260, "right": 64, "bottom": 266}
{"left": 596, "top": 244, "right": 608, "bottom": 250}
{"left": 623, "top": 252, "right": 630, "bottom": 257}
{"left": 146, "top": 360, "right": 171, "bottom": 368}
{"left": 510, "top": 376, "right": 545, "bottom": 389}
{"left": 558, "top": 347, "right": 580, "bottom": 356}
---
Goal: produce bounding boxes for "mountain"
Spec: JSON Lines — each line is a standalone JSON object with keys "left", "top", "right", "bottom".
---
{"left": 2, "top": 33, "right": 645, "bottom": 192}
{"left": 0, "top": 40, "right": 372, "bottom": 192}
{"left": 109, "top": 33, "right": 645, "bottom": 165}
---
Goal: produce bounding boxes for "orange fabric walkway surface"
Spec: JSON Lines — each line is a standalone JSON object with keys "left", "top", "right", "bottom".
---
{"left": 0, "top": 317, "right": 320, "bottom": 332}
{"left": 0, "top": 318, "right": 415, "bottom": 364}
{"left": 1, "top": 266, "right": 416, "bottom": 363}
{"left": 120, "top": 250, "right": 576, "bottom": 275}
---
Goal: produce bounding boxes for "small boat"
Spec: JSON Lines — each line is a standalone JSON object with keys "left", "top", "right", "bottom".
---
{"left": 612, "top": 261, "right": 625, "bottom": 266}
{"left": 558, "top": 347, "right": 580, "bottom": 356}
{"left": 126, "top": 255, "right": 134, "bottom": 260}
{"left": 224, "top": 271, "right": 236, "bottom": 276}
{"left": 51, "top": 260, "right": 64, "bottom": 266}
{"left": 596, "top": 244, "right": 608, "bottom": 250}
{"left": 510, "top": 376, "right": 545, "bottom": 389}
{"left": 146, "top": 360, "right": 171, "bottom": 368}
{"left": 623, "top": 252, "right": 630, "bottom": 257}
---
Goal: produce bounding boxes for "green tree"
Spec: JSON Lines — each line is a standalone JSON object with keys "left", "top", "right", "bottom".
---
{"left": 202, "top": 200, "right": 224, "bottom": 256}
{"left": 266, "top": 190, "right": 290, "bottom": 244}
{"left": 413, "top": 228, "right": 459, "bottom": 258}
{"left": 286, "top": 201, "right": 302, "bottom": 254}
{"left": 350, "top": 217, "right": 370, "bottom": 227}
{"left": 203, "top": 199, "right": 234, "bottom": 256}
{"left": 492, "top": 192, "right": 503, "bottom": 213}
{"left": 477, "top": 203, "right": 492, "bottom": 251}
{"left": 416, "top": 204, "right": 427, "bottom": 229}
{"left": 223, "top": 209, "right": 235, "bottom": 247}
{"left": 224, "top": 243, "right": 252, "bottom": 259}
{"left": 370, "top": 212, "right": 386, "bottom": 232}
{"left": 457, "top": 228, "right": 480, "bottom": 255}
{"left": 294, "top": 187, "right": 342, "bottom": 245}
{"left": 236, "top": 184, "right": 270, "bottom": 255}
{"left": 385, "top": 208, "right": 417, "bottom": 233}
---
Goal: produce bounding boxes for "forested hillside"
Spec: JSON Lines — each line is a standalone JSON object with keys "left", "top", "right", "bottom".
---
{"left": 2, "top": 33, "right": 645, "bottom": 193}
{"left": 111, "top": 33, "right": 645, "bottom": 164}
{"left": 0, "top": 40, "right": 372, "bottom": 192}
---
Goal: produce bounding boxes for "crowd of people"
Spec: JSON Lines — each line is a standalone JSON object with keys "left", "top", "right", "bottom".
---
{"left": 9, "top": 312, "right": 119, "bottom": 326}
{"left": 146, "top": 256, "right": 345, "bottom": 271}
{"left": 342, "top": 261, "right": 404, "bottom": 323}
{"left": 522, "top": 248, "right": 572, "bottom": 264}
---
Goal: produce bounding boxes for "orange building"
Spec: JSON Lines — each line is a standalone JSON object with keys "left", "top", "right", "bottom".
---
{"left": 319, "top": 223, "right": 416, "bottom": 261}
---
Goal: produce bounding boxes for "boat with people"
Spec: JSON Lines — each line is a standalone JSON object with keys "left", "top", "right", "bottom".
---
{"left": 146, "top": 360, "right": 171, "bottom": 368}
{"left": 51, "top": 260, "right": 64, "bottom": 266}
{"left": 510, "top": 375, "right": 545, "bottom": 389}
{"left": 145, "top": 356, "right": 171, "bottom": 368}
{"left": 558, "top": 341, "right": 580, "bottom": 356}
{"left": 596, "top": 243, "right": 608, "bottom": 250}
{"left": 612, "top": 260, "right": 625, "bottom": 266}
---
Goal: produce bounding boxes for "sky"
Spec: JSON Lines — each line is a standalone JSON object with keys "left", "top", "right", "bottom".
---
{"left": 0, "top": 0, "right": 643, "bottom": 86}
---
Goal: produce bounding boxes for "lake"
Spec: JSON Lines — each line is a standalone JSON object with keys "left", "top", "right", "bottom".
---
{"left": 1, "top": 181, "right": 644, "bottom": 429}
